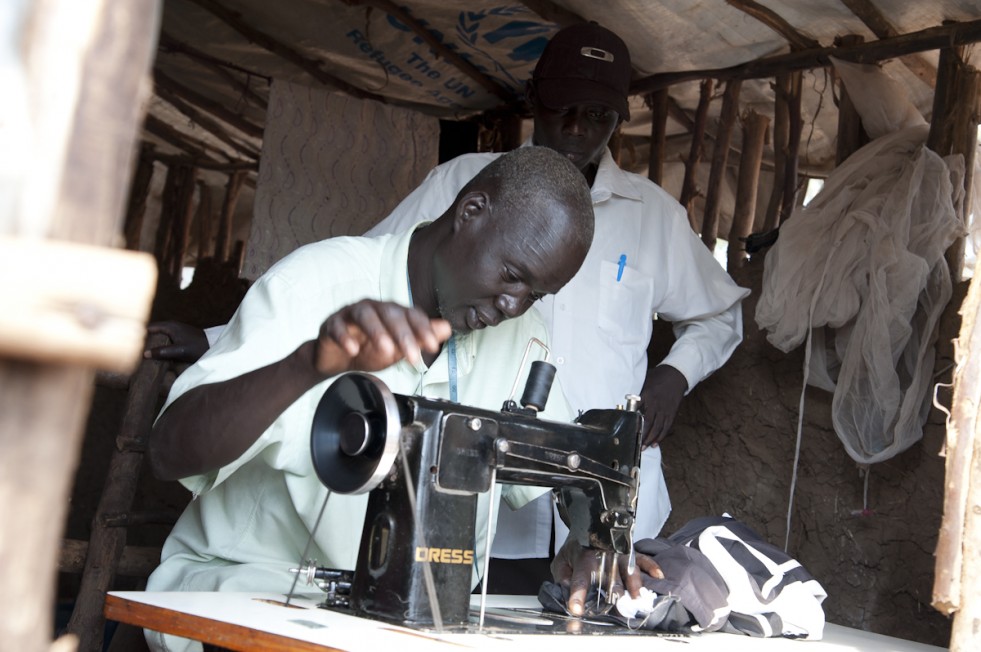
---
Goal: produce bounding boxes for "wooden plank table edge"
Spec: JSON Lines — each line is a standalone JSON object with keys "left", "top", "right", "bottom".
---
{"left": 104, "top": 593, "right": 345, "bottom": 652}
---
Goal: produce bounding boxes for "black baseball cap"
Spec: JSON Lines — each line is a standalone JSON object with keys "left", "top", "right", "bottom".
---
{"left": 532, "top": 22, "right": 632, "bottom": 120}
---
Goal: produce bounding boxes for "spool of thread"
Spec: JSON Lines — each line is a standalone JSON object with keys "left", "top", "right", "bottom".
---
{"left": 521, "top": 360, "right": 556, "bottom": 411}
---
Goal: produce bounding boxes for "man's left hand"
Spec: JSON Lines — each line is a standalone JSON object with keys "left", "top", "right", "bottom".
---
{"left": 640, "top": 365, "right": 688, "bottom": 448}
{"left": 550, "top": 537, "right": 663, "bottom": 617}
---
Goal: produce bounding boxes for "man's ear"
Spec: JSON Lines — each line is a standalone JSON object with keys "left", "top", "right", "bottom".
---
{"left": 525, "top": 79, "right": 537, "bottom": 107}
{"left": 453, "top": 190, "right": 489, "bottom": 231}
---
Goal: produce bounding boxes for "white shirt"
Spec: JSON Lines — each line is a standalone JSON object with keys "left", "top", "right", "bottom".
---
{"left": 146, "top": 227, "right": 567, "bottom": 651}
{"left": 368, "top": 145, "right": 750, "bottom": 554}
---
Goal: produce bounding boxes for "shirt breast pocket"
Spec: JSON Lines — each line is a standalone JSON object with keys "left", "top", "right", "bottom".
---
{"left": 597, "top": 260, "right": 655, "bottom": 347}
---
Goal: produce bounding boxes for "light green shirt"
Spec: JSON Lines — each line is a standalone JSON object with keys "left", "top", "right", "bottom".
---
{"left": 146, "top": 226, "right": 566, "bottom": 603}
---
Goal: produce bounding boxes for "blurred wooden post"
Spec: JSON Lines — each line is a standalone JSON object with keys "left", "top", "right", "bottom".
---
{"left": 701, "top": 79, "right": 742, "bottom": 251}
{"left": 729, "top": 110, "right": 769, "bottom": 269}
{"left": 0, "top": 3, "right": 161, "bottom": 652}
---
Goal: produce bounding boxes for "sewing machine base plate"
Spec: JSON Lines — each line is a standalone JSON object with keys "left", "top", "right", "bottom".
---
{"left": 318, "top": 602, "right": 692, "bottom": 637}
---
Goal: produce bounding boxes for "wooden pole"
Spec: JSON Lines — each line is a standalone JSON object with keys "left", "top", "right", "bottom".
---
{"left": 781, "top": 70, "right": 804, "bottom": 224}
{"left": 0, "top": 3, "right": 161, "bottom": 652}
{"left": 834, "top": 36, "right": 867, "bottom": 165}
{"left": 216, "top": 170, "right": 247, "bottom": 263}
{"left": 123, "top": 143, "right": 157, "bottom": 251}
{"left": 701, "top": 79, "right": 742, "bottom": 251}
{"left": 927, "top": 43, "right": 980, "bottom": 283}
{"left": 729, "top": 110, "right": 770, "bottom": 269}
{"left": 648, "top": 89, "right": 669, "bottom": 186}
{"left": 64, "top": 335, "right": 172, "bottom": 652}
{"left": 195, "top": 181, "right": 215, "bottom": 263}
{"left": 763, "top": 73, "right": 790, "bottom": 232}
{"left": 680, "top": 79, "right": 714, "bottom": 231}
{"left": 935, "top": 269, "right": 981, "bottom": 652}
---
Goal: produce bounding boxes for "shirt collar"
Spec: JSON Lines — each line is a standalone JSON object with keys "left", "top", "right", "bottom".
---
{"left": 520, "top": 138, "right": 642, "bottom": 204}
{"left": 378, "top": 222, "right": 424, "bottom": 307}
{"left": 378, "top": 222, "right": 476, "bottom": 378}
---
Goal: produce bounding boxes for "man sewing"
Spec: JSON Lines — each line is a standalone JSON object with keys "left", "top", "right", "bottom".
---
{"left": 143, "top": 147, "right": 664, "bottom": 652}
{"left": 364, "top": 22, "right": 750, "bottom": 610}
{"left": 143, "top": 22, "right": 749, "bottom": 622}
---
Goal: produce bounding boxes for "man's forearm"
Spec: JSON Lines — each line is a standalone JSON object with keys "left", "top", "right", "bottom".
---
{"left": 148, "top": 341, "right": 327, "bottom": 481}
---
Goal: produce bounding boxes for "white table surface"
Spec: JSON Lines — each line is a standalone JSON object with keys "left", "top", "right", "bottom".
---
{"left": 107, "top": 591, "right": 947, "bottom": 651}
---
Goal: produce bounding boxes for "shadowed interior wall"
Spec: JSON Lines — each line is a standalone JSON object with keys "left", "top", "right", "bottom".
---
{"left": 245, "top": 79, "right": 439, "bottom": 280}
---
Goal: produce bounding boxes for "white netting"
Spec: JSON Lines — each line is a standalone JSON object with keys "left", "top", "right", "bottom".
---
{"left": 755, "top": 60, "right": 968, "bottom": 464}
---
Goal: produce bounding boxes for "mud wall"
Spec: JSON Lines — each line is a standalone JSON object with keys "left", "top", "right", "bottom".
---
{"left": 658, "top": 255, "right": 956, "bottom": 648}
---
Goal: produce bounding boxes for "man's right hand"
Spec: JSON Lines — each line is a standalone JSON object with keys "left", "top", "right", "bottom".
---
{"left": 315, "top": 299, "right": 451, "bottom": 376}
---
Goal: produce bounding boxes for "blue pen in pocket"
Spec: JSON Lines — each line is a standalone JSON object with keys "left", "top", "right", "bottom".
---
{"left": 616, "top": 254, "right": 627, "bottom": 282}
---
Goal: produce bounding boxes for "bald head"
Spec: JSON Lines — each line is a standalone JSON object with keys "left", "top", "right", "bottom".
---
{"left": 458, "top": 145, "right": 594, "bottom": 257}
{"left": 408, "top": 146, "right": 595, "bottom": 334}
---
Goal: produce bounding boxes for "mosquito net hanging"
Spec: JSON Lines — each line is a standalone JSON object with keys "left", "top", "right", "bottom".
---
{"left": 755, "top": 58, "right": 968, "bottom": 465}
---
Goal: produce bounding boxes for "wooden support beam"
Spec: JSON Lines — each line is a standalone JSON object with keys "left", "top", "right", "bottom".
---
{"left": 763, "top": 73, "right": 791, "bottom": 233}
{"left": 154, "top": 69, "right": 264, "bottom": 140}
{"left": 1, "top": 1, "right": 161, "bottom": 650}
{"left": 153, "top": 83, "right": 261, "bottom": 160}
{"left": 928, "top": 44, "right": 980, "bottom": 284}
{"left": 216, "top": 170, "right": 248, "bottom": 263}
{"left": 64, "top": 334, "right": 173, "bottom": 652}
{"left": 158, "top": 31, "right": 270, "bottom": 108}
{"left": 839, "top": 0, "right": 937, "bottom": 87}
{"left": 632, "top": 18, "right": 981, "bottom": 94}
{"left": 144, "top": 113, "right": 225, "bottom": 162}
{"left": 124, "top": 143, "right": 158, "bottom": 251}
{"left": 935, "top": 268, "right": 981, "bottom": 652}
{"left": 647, "top": 90, "right": 669, "bottom": 185}
{"left": 781, "top": 70, "right": 804, "bottom": 224}
{"left": 152, "top": 151, "right": 258, "bottom": 173}
{"left": 701, "top": 79, "right": 742, "bottom": 251}
{"left": 0, "top": 237, "right": 157, "bottom": 371}
{"left": 729, "top": 110, "right": 769, "bottom": 269}
{"left": 834, "top": 35, "right": 868, "bottom": 166}
{"left": 154, "top": 162, "right": 197, "bottom": 283}
{"left": 60, "top": 539, "right": 163, "bottom": 578}
{"left": 186, "top": 0, "right": 389, "bottom": 104}
{"left": 195, "top": 181, "right": 215, "bottom": 262}
{"left": 725, "top": 0, "right": 820, "bottom": 50}
{"left": 680, "top": 79, "right": 714, "bottom": 230}
{"left": 517, "top": 0, "right": 585, "bottom": 27}
{"left": 340, "top": 0, "right": 516, "bottom": 103}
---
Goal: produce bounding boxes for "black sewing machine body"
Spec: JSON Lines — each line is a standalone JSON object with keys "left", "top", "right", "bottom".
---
{"left": 308, "top": 372, "right": 643, "bottom": 629}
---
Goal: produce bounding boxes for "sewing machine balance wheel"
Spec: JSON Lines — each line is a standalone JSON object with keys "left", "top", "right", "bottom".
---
{"left": 311, "top": 372, "right": 401, "bottom": 494}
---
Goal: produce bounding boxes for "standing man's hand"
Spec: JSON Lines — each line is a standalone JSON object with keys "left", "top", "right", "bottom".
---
{"left": 639, "top": 365, "right": 688, "bottom": 448}
{"left": 551, "top": 536, "right": 663, "bottom": 617}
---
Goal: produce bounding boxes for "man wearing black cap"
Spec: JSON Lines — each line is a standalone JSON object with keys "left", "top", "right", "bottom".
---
{"left": 366, "top": 22, "right": 749, "bottom": 613}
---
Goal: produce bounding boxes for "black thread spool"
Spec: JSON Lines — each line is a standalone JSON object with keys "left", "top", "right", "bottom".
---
{"left": 520, "top": 360, "right": 556, "bottom": 411}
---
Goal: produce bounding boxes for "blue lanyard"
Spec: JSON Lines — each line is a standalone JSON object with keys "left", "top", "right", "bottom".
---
{"left": 447, "top": 335, "right": 458, "bottom": 403}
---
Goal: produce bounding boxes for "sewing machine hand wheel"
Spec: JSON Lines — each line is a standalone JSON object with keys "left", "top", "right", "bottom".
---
{"left": 311, "top": 373, "right": 400, "bottom": 494}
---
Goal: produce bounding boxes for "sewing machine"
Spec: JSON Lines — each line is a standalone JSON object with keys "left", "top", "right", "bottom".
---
{"left": 303, "top": 358, "right": 644, "bottom": 631}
